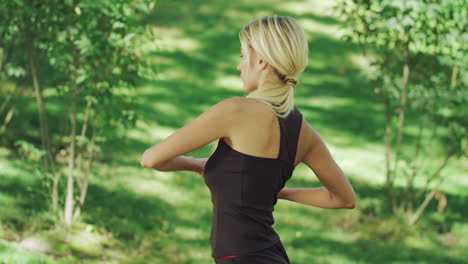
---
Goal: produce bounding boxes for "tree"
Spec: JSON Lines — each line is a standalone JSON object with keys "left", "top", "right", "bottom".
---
{"left": 334, "top": 0, "right": 467, "bottom": 224}
{"left": 0, "top": 0, "right": 156, "bottom": 226}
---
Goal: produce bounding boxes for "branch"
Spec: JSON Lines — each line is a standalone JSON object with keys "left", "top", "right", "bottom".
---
{"left": 409, "top": 187, "right": 438, "bottom": 225}
{"left": 415, "top": 154, "right": 450, "bottom": 200}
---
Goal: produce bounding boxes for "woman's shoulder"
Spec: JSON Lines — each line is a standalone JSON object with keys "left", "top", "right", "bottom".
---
{"left": 216, "top": 97, "right": 267, "bottom": 115}
{"left": 218, "top": 97, "right": 302, "bottom": 120}
{"left": 209, "top": 97, "right": 245, "bottom": 115}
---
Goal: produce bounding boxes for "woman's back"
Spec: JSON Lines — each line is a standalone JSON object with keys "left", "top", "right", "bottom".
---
{"left": 221, "top": 98, "right": 306, "bottom": 167}
{"left": 203, "top": 97, "right": 303, "bottom": 259}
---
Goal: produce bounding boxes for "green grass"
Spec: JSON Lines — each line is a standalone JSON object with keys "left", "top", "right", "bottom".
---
{"left": 1, "top": 0, "right": 467, "bottom": 263}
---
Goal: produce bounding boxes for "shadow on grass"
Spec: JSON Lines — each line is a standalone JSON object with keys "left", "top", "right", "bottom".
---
{"left": 82, "top": 183, "right": 212, "bottom": 262}
{"left": 82, "top": 184, "right": 176, "bottom": 246}
{"left": 0, "top": 166, "right": 213, "bottom": 263}
{"left": 287, "top": 233, "right": 466, "bottom": 264}
{"left": 0, "top": 172, "right": 50, "bottom": 234}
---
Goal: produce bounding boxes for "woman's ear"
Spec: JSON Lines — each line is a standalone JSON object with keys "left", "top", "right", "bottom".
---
{"left": 257, "top": 57, "right": 269, "bottom": 71}
{"left": 250, "top": 48, "right": 268, "bottom": 71}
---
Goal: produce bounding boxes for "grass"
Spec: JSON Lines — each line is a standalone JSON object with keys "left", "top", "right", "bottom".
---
{"left": 0, "top": 0, "right": 467, "bottom": 263}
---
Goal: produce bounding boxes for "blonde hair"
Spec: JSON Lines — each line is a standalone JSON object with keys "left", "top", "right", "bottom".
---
{"left": 241, "top": 15, "right": 308, "bottom": 118}
{"left": 208, "top": 15, "right": 308, "bottom": 157}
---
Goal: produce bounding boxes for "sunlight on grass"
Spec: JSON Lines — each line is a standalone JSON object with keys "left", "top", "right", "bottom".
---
{"left": 0, "top": 146, "right": 12, "bottom": 157}
{"left": 135, "top": 121, "right": 176, "bottom": 141}
{"left": 127, "top": 122, "right": 152, "bottom": 143}
{"left": 403, "top": 234, "right": 435, "bottom": 249}
{"left": 174, "top": 226, "right": 204, "bottom": 240}
{"left": 335, "top": 146, "right": 386, "bottom": 184}
{"left": 224, "top": 9, "right": 251, "bottom": 21}
{"left": 301, "top": 72, "right": 349, "bottom": 86}
{"left": 442, "top": 163, "right": 468, "bottom": 194}
{"left": 0, "top": 239, "right": 53, "bottom": 264}
{"left": 295, "top": 139, "right": 468, "bottom": 195}
{"left": 306, "top": 55, "right": 331, "bottom": 69}
{"left": 141, "top": 27, "right": 200, "bottom": 53}
{"left": 279, "top": 0, "right": 336, "bottom": 16}
{"left": 0, "top": 159, "right": 22, "bottom": 180}
{"left": 153, "top": 102, "right": 179, "bottom": 117}
{"left": 290, "top": 141, "right": 386, "bottom": 185}
{"left": 154, "top": 67, "right": 188, "bottom": 81}
{"left": 121, "top": 174, "right": 192, "bottom": 205}
{"left": 188, "top": 250, "right": 209, "bottom": 261}
{"left": 348, "top": 53, "right": 372, "bottom": 72}
{"left": 452, "top": 223, "right": 468, "bottom": 248}
{"left": 296, "top": 96, "right": 356, "bottom": 109}
{"left": 321, "top": 229, "right": 356, "bottom": 243}
{"left": 299, "top": 18, "right": 342, "bottom": 38}
{"left": 324, "top": 255, "right": 355, "bottom": 264}
{"left": 0, "top": 195, "right": 20, "bottom": 218}
{"left": 214, "top": 75, "right": 243, "bottom": 91}
{"left": 275, "top": 206, "right": 323, "bottom": 229}
{"left": 67, "top": 229, "right": 107, "bottom": 257}
{"left": 137, "top": 82, "right": 170, "bottom": 94}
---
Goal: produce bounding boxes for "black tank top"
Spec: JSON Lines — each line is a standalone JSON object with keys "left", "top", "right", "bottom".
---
{"left": 203, "top": 105, "right": 303, "bottom": 258}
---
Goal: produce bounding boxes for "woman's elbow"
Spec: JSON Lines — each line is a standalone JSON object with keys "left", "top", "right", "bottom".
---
{"left": 140, "top": 150, "right": 157, "bottom": 168}
{"left": 343, "top": 198, "right": 357, "bottom": 209}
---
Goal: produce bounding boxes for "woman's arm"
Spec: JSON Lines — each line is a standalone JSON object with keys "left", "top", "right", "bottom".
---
{"left": 278, "top": 187, "right": 355, "bottom": 209}
{"left": 149, "top": 156, "right": 199, "bottom": 172}
{"left": 149, "top": 156, "right": 208, "bottom": 179}
{"left": 297, "top": 120, "right": 357, "bottom": 207}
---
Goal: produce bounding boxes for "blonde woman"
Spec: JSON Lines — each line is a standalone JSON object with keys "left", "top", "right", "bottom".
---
{"left": 141, "top": 15, "right": 357, "bottom": 264}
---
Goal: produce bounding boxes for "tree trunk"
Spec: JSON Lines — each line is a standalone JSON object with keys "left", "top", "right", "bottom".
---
{"left": 0, "top": 47, "right": 3, "bottom": 71}
{"left": 75, "top": 100, "right": 92, "bottom": 192}
{"left": 465, "top": 130, "right": 468, "bottom": 157}
{"left": 405, "top": 113, "right": 426, "bottom": 213}
{"left": 392, "top": 45, "right": 410, "bottom": 179}
{"left": 383, "top": 93, "right": 395, "bottom": 214}
{"left": 390, "top": 44, "right": 410, "bottom": 213}
{"left": 0, "top": 104, "right": 16, "bottom": 132}
{"left": 450, "top": 65, "right": 458, "bottom": 89}
{"left": 64, "top": 93, "right": 77, "bottom": 226}
{"left": 27, "top": 41, "right": 49, "bottom": 171}
{"left": 25, "top": 35, "right": 60, "bottom": 212}
{"left": 0, "top": 93, "right": 13, "bottom": 117}
{"left": 73, "top": 109, "right": 98, "bottom": 221}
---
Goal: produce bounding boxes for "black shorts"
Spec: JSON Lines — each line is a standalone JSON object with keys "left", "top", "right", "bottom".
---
{"left": 213, "top": 240, "right": 290, "bottom": 264}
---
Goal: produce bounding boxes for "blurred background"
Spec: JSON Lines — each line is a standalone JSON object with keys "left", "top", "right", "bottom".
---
{"left": 0, "top": 0, "right": 466, "bottom": 263}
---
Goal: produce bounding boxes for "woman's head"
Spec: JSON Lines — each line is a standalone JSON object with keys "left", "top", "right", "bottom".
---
{"left": 238, "top": 15, "right": 308, "bottom": 93}
{"left": 208, "top": 16, "right": 308, "bottom": 157}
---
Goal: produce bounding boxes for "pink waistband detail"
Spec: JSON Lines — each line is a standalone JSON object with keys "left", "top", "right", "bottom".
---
{"left": 215, "top": 254, "right": 243, "bottom": 259}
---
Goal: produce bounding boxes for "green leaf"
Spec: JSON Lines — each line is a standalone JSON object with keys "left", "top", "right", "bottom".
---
{"left": 76, "top": 74, "right": 87, "bottom": 84}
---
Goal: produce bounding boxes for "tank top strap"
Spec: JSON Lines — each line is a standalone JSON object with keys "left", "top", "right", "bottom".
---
{"left": 277, "top": 106, "right": 303, "bottom": 165}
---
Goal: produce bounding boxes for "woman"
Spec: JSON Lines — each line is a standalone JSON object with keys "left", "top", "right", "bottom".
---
{"left": 141, "top": 15, "right": 357, "bottom": 264}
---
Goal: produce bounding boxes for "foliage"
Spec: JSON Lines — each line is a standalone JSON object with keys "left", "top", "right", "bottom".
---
{"left": 0, "top": 0, "right": 155, "bottom": 140}
{"left": 14, "top": 140, "right": 46, "bottom": 162}
{"left": 334, "top": 0, "right": 467, "bottom": 223}
{"left": 0, "top": 0, "right": 156, "bottom": 224}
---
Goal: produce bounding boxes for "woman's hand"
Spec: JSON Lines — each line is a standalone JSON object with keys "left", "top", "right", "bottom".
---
{"left": 193, "top": 157, "right": 209, "bottom": 179}
{"left": 277, "top": 187, "right": 290, "bottom": 200}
